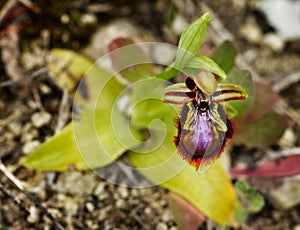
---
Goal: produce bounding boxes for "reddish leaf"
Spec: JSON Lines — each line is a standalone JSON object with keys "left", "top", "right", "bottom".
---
{"left": 241, "top": 80, "right": 279, "bottom": 123}
{"left": 167, "top": 192, "right": 206, "bottom": 230}
{"left": 231, "top": 153, "right": 300, "bottom": 178}
{"left": 233, "top": 111, "right": 288, "bottom": 147}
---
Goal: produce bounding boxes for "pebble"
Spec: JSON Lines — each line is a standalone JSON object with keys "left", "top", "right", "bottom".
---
{"left": 161, "top": 211, "right": 171, "bottom": 222}
{"left": 79, "top": 13, "right": 97, "bottom": 27}
{"left": 99, "top": 206, "right": 111, "bottom": 221}
{"left": 22, "top": 140, "right": 41, "bottom": 154}
{"left": 156, "top": 222, "right": 168, "bottom": 230}
{"left": 144, "top": 207, "right": 152, "bottom": 216}
{"left": 93, "top": 183, "right": 105, "bottom": 196}
{"left": 39, "top": 83, "right": 52, "bottom": 95}
{"left": 294, "top": 225, "right": 300, "bottom": 230}
{"left": 151, "top": 43, "right": 177, "bottom": 66}
{"left": 117, "top": 187, "right": 129, "bottom": 199}
{"left": 278, "top": 128, "right": 296, "bottom": 149}
{"left": 27, "top": 205, "right": 39, "bottom": 223}
{"left": 270, "top": 175, "right": 300, "bottom": 209}
{"left": 263, "top": 33, "right": 285, "bottom": 53}
{"left": 239, "top": 17, "right": 262, "bottom": 44}
{"left": 52, "top": 171, "right": 97, "bottom": 196}
{"left": 171, "top": 14, "right": 188, "bottom": 35}
{"left": 7, "top": 122, "right": 22, "bottom": 135}
{"left": 86, "top": 202, "right": 95, "bottom": 212}
{"left": 243, "top": 49, "right": 257, "bottom": 63}
{"left": 31, "top": 111, "right": 52, "bottom": 128}
{"left": 116, "top": 199, "right": 126, "bottom": 209}
{"left": 21, "top": 123, "right": 38, "bottom": 143}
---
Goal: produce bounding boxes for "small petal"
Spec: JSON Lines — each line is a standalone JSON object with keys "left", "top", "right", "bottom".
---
{"left": 193, "top": 71, "right": 218, "bottom": 95}
{"left": 213, "top": 83, "right": 248, "bottom": 103}
{"left": 163, "top": 83, "right": 195, "bottom": 104}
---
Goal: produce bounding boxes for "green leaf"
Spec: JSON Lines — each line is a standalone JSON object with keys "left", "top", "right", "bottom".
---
{"left": 211, "top": 41, "right": 237, "bottom": 73}
{"left": 25, "top": 50, "right": 142, "bottom": 171}
{"left": 224, "top": 103, "right": 238, "bottom": 118}
{"left": 128, "top": 132, "right": 236, "bottom": 225}
{"left": 130, "top": 78, "right": 177, "bottom": 130}
{"left": 233, "top": 205, "right": 248, "bottom": 223}
{"left": 183, "top": 55, "right": 227, "bottom": 80}
{"left": 24, "top": 124, "right": 87, "bottom": 171}
{"left": 156, "top": 65, "right": 179, "bottom": 80}
{"left": 235, "top": 181, "right": 265, "bottom": 213}
{"left": 175, "top": 12, "right": 212, "bottom": 68}
{"left": 233, "top": 111, "right": 288, "bottom": 147}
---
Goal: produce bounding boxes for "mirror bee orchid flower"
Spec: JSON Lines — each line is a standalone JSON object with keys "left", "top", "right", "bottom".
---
{"left": 163, "top": 71, "right": 248, "bottom": 172}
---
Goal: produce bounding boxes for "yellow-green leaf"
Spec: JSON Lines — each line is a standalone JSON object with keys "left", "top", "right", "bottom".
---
{"left": 184, "top": 55, "right": 227, "bottom": 80}
{"left": 128, "top": 131, "right": 236, "bottom": 225}
{"left": 176, "top": 12, "right": 212, "bottom": 68}
{"left": 25, "top": 50, "right": 142, "bottom": 171}
{"left": 47, "top": 49, "right": 92, "bottom": 96}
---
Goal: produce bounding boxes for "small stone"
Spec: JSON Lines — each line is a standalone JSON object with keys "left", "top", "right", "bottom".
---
{"left": 64, "top": 196, "right": 79, "bottom": 214}
{"left": 47, "top": 208, "right": 62, "bottom": 219}
{"left": 61, "top": 14, "right": 70, "bottom": 24}
{"left": 278, "top": 128, "right": 296, "bottom": 149}
{"left": 27, "top": 205, "right": 39, "bottom": 223}
{"left": 156, "top": 222, "right": 168, "bottom": 230}
{"left": 263, "top": 33, "right": 285, "bottom": 53}
{"left": 39, "top": 83, "right": 52, "bottom": 95}
{"left": 31, "top": 112, "right": 52, "bottom": 128}
{"left": 86, "top": 202, "right": 95, "bottom": 212}
{"left": 7, "top": 122, "right": 22, "bottom": 135}
{"left": 130, "top": 188, "right": 139, "bottom": 197}
{"left": 118, "top": 187, "right": 128, "bottom": 199}
{"left": 151, "top": 43, "right": 177, "bottom": 65}
{"left": 270, "top": 175, "right": 300, "bottom": 209}
{"left": 94, "top": 183, "right": 105, "bottom": 196}
{"left": 53, "top": 171, "right": 97, "bottom": 196}
{"left": 79, "top": 13, "right": 97, "bottom": 26}
{"left": 171, "top": 14, "right": 188, "bottom": 35}
{"left": 144, "top": 207, "right": 152, "bottom": 216}
{"left": 239, "top": 17, "right": 262, "bottom": 44}
{"left": 161, "top": 211, "right": 171, "bottom": 222}
{"left": 243, "top": 49, "right": 257, "bottom": 63}
{"left": 294, "top": 225, "right": 300, "bottom": 230}
{"left": 99, "top": 206, "right": 111, "bottom": 221}
{"left": 22, "top": 140, "right": 41, "bottom": 154}
{"left": 116, "top": 199, "right": 126, "bottom": 209}
{"left": 20, "top": 126, "right": 38, "bottom": 143}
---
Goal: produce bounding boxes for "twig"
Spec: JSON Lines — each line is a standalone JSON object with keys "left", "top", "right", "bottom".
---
{"left": 31, "top": 84, "right": 45, "bottom": 112}
{"left": 55, "top": 87, "right": 70, "bottom": 134}
{"left": 0, "top": 159, "right": 64, "bottom": 230}
{"left": 0, "top": 179, "right": 29, "bottom": 215}
{"left": 272, "top": 71, "right": 300, "bottom": 93}
{"left": 0, "top": 67, "right": 48, "bottom": 88}
{"left": 0, "top": 0, "right": 17, "bottom": 24}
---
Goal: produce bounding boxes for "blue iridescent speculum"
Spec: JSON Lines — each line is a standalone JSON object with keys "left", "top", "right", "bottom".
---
{"left": 164, "top": 71, "right": 247, "bottom": 172}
